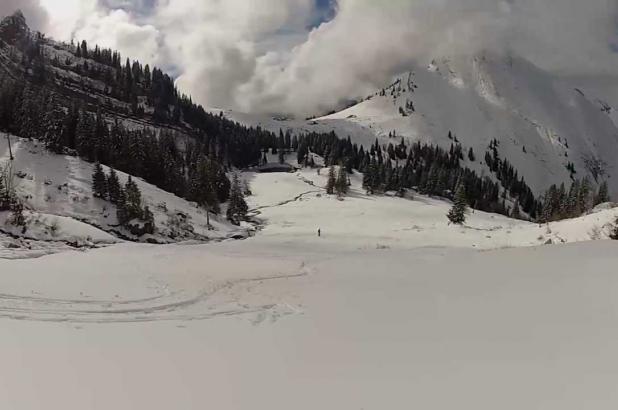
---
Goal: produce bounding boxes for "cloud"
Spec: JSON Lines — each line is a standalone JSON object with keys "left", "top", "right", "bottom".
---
{"left": 238, "top": 0, "right": 618, "bottom": 115}
{"left": 0, "top": 0, "right": 49, "bottom": 32}
{"left": 150, "top": 0, "right": 317, "bottom": 107}
{"left": 74, "top": 9, "right": 161, "bottom": 66}
{"left": 36, "top": 0, "right": 618, "bottom": 116}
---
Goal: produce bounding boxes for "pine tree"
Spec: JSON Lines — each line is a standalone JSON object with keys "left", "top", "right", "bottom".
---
{"left": 107, "top": 168, "right": 122, "bottom": 204}
{"left": 335, "top": 166, "right": 348, "bottom": 196}
{"left": 92, "top": 162, "right": 108, "bottom": 199}
{"left": 226, "top": 173, "right": 248, "bottom": 225}
{"left": 326, "top": 165, "right": 336, "bottom": 195}
{"left": 278, "top": 129, "right": 285, "bottom": 164}
{"left": 567, "top": 181, "right": 580, "bottom": 218}
{"left": 142, "top": 205, "right": 155, "bottom": 234}
{"left": 578, "top": 176, "right": 592, "bottom": 213}
{"left": 278, "top": 148, "right": 285, "bottom": 164}
{"left": 116, "top": 188, "right": 129, "bottom": 225}
{"left": 0, "top": 168, "right": 7, "bottom": 211}
{"left": 447, "top": 185, "right": 468, "bottom": 225}
{"left": 595, "top": 181, "right": 610, "bottom": 206}
{"left": 468, "top": 147, "right": 476, "bottom": 162}
{"left": 80, "top": 40, "right": 88, "bottom": 59}
{"left": 124, "top": 176, "right": 143, "bottom": 221}
{"left": 511, "top": 201, "right": 521, "bottom": 220}
{"left": 9, "top": 201, "right": 25, "bottom": 227}
{"left": 189, "top": 156, "right": 220, "bottom": 214}
{"left": 297, "top": 141, "right": 309, "bottom": 165}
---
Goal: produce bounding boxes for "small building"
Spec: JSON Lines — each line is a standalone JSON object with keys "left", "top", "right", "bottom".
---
{"left": 256, "top": 163, "right": 296, "bottom": 173}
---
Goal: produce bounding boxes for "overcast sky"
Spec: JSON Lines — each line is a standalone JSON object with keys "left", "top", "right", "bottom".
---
{"left": 2, "top": 0, "right": 618, "bottom": 116}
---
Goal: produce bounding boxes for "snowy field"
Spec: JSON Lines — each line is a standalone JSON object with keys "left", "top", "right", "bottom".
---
{"left": 246, "top": 167, "right": 618, "bottom": 251}
{"left": 1, "top": 240, "right": 618, "bottom": 409}
{"left": 1, "top": 162, "right": 618, "bottom": 409}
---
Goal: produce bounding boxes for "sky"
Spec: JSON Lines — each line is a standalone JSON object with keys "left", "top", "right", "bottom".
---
{"left": 2, "top": 0, "right": 617, "bottom": 116}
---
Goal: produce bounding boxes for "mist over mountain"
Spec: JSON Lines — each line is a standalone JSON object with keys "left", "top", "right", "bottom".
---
{"left": 7, "top": 0, "right": 617, "bottom": 116}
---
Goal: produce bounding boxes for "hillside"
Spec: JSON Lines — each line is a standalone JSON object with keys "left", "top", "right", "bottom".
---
{"left": 0, "top": 10, "right": 278, "bottom": 199}
{"left": 245, "top": 164, "right": 618, "bottom": 251}
{"left": 217, "top": 54, "right": 618, "bottom": 199}
{"left": 0, "top": 11, "right": 280, "bottom": 248}
{"left": 0, "top": 134, "right": 243, "bottom": 256}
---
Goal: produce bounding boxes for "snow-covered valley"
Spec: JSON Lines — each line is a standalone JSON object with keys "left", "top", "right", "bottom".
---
{"left": 1, "top": 153, "right": 618, "bottom": 409}
{"left": 1, "top": 7, "right": 618, "bottom": 409}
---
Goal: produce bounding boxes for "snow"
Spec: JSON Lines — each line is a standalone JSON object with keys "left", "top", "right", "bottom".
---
{"left": 1, "top": 234, "right": 618, "bottom": 409}
{"left": 247, "top": 165, "right": 618, "bottom": 251}
{"left": 0, "top": 210, "right": 117, "bottom": 259}
{"left": 0, "top": 134, "right": 243, "bottom": 248}
{"left": 1, "top": 164, "right": 618, "bottom": 409}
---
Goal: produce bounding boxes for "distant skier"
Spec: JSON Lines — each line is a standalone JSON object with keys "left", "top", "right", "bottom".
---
{"left": 318, "top": 228, "right": 321, "bottom": 237}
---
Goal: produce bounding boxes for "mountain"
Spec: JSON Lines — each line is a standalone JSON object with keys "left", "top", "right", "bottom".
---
{"left": 322, "top": 54, "right": 618, "bottom": 195}
{"left": 0, "top": 10, "right": 615, "bottom": 246}
{"left": 2, "top": 10, "right": 618, "bottom": 409}
{"left": 0, "top": 11, "right": 264, "bottom": 245}
{"left": 218, "top": 54, "right": 618, "bottom": 198}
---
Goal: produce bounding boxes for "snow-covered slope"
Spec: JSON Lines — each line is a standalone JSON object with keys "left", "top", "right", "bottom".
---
{"left": 0, "top": 183, "right": 617, "bottom": 408}
{"left": 565, "top": 74, "right": 618, "bottom": 129}
{"left": 1, "top": 134, "right": 243, "bottom": 248}
{"left": 318, "top": 55, "right": 618, "bottom": 195}
{"left": 245, "top": 165, "right": 618, "bottom": 251}
{"left": 218, "top": 53, "right": 618, "bottom": 198}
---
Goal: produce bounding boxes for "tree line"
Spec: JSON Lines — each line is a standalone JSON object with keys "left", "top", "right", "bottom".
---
{"left": 539, "top": 177, "right": 610, "bottom": 222}
{"left": 296, "top": 133, "right": 541, "bottom": 219}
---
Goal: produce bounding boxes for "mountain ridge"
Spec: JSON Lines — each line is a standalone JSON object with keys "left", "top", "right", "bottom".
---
{"left": 215, "top": 52, "right": 618, "bottom": 197}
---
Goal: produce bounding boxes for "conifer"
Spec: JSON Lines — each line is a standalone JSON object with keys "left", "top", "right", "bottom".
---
{"left": 92, "top": 162, "right": 108, "bottom": 199}
{"left": 124, "top": 176, "right": 143, "bottom": 221}
{"left": 335, "top": 166, "right": 349, "bottom": 196}
{"left": 447, "top": 185, "right": 468, "bottom": 225}
{"left": 107, "top": 169, "right": 122, "bottom": 204}
{"left": 326, "top": 166, "right": 336, "bottom": 195}
{"left": 226, "top": 173, "right": 248, "bottom": 225}
{"left": 595, "top": 181, "right": 610, "bottom": 206}
{"left": 142, "top": 205, "right": 155, "bottom": 235}
{"left": 511, "top": 201, "right": 521, "bottom": 220}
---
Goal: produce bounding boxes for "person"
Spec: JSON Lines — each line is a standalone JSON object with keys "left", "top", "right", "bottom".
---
{"left": 318, "top": 228, "right": 321, "bottom": 237}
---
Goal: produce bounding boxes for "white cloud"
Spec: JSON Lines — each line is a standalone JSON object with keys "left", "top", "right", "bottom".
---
{"left": 155, "top": 0, "right": 316, "bottom": 107}
{"left": 39, "top": 0, "right": 96, "bottom": 41}
{"left": 32, "top": 0, "right": 618, "bottom": 116}
{"left": 238, "top": 0, "right": 618, "bottom": 115}
{"left": 74, "top": 9, "right": 160, "bottom": 65}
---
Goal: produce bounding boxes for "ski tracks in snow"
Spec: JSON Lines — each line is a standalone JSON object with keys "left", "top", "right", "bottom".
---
{"left": 0, "top": 269, "right": 309, "bottom": 324}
